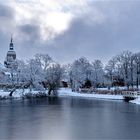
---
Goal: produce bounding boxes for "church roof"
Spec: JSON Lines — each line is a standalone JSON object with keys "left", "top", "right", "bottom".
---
{"left": 7, "top": 50, "right": 16, "bottom": 55}
{"left": 0, "top": 63, "right": 5, "bottom": 70}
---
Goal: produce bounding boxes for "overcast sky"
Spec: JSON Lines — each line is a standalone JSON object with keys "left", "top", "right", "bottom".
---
{"left": 0, "top": 0, "right": 140, "bottom": 64}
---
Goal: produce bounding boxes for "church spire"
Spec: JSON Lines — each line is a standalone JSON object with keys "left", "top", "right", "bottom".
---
{"left": 4, "top": 36, "right": 17, "bottom": 69}
{"left": 9, "top": 35, "right": 14, "bottom": 50}
{"left": 11, "top": 35, "right": 13, "bottom": 43}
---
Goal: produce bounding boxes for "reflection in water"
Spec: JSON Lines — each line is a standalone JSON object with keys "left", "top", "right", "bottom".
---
{"left": 0, "top": 97, "right": 140, "bottom": 139}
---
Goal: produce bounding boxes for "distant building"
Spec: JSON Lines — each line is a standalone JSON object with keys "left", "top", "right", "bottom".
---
{"left": 4, "top": 37, "right": 18, "bottom": 69}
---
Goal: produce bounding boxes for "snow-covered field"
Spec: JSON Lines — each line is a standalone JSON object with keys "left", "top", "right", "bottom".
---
{"left": 58, "top": 88, "right": 123, "bottom": 100}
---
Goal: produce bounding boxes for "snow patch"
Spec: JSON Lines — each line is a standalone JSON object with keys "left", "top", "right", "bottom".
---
{"left": 58, "top": 88, "right": 123, "bottom": 100}
{"left": 130, "top": 97, "right": 140, "bottom": 105}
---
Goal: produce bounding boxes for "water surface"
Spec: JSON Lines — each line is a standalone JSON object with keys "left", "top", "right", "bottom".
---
{"left": 0, "top": 97, "right": 140, "bottom": 140}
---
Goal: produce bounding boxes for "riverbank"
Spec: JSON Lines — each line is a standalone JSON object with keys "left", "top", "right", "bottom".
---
{"left": 130, "top": 98, "right": 140, "bottom": 105}
{"left": 58, "top": 88, "right": 123, "bottom": 100}
{"left": 1, "top": 88, "right": 139, "bottom": 102}
{"left": 0, "top": 89, "right": 48, "bottom": 99}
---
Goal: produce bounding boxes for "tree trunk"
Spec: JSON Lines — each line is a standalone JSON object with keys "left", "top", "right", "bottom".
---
{"left": 48, "top": 88, "right": 52, "bottom": 95}
{"left": 9, "top": 88, "right": 16, "bottom": 97}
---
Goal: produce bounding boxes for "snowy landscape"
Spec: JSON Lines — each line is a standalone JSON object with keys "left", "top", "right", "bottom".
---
{"left": 1, "top": 0, "right": 140, "bottom": 140}
{"left": 2, "top": 45, "right": 140, "bottom": 105}
{"left": 1, "top": 47, "right": 140, "bottom": 105}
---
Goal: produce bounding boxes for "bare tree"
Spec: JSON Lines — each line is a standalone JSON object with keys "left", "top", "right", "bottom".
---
{"left": 45, "top": 64, "right": 63, "bottom": 95}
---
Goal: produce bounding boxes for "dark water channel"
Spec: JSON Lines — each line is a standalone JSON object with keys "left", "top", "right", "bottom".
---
{"left": 0, "top": 97, "right": 140, "bottom": 140}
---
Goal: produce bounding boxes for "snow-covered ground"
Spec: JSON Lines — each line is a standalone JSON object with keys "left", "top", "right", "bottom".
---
{"left": 130, "top": 97, "right": 140, "bottom": 105}
{"left": 0, "top": 90, "right": 9, "bottom": 97}
{"left": 3, "top": 88, "right": 140, "bottom": 103}
{"left": 0, "top": 88, "right": 124, "bottom": 100}
{"left": 0, "top": 89, "right": 48, "bottom": 98}
{"left": 2, "top": 87, "right": 140, "bottom": 106}
{"left": 58, "top": 88, "right": 123, "bottom": 100}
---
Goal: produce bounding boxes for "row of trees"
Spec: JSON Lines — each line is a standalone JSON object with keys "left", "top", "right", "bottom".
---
{"left": 65, "top": 51, "right": 140, "bottom": 91}
{"left": 1, "top": 50, "right": 140, "bottom": 93}
{"left": 105, "top": 51, "right": 140, "bottom": 89}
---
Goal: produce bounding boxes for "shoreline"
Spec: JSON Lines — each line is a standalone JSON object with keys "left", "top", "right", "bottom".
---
{"left": 58, "top": 88, "right": 124, "bottom": 100}
{"left": 1, "top": 88, "right": 140, "bottom": 105}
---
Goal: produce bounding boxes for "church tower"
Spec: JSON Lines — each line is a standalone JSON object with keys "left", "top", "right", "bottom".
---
{"left": 4, "top": 37, "right": 17, "bottom": 69}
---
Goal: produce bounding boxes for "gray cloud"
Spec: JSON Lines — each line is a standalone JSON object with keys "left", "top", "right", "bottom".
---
{"left": 17, "top": 24, "right": 41, "bottom": 42}
{"left": 39, "top": 1, "right": 140, "bottom": 64}
{"left": 0, "top": 4, "right": 14, "bottom": 18}
{"left": 0, "top": 4, "right": 15, "bottom": 64}
{"left": 1, "top": 1, "right": 140, "bottom": 65}
{"left": 40, "top": 18, "right": 116, "bottom": 64}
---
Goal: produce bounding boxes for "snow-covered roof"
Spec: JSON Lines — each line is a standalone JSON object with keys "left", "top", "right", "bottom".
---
{"left": 7, "top": 50, "right": 16, "bottom": 55}
{"left": 0, "top": 63, "right": 5, "bottom": 70}
{"left": 4, "top": 72, "right": 11, "bottom": 75}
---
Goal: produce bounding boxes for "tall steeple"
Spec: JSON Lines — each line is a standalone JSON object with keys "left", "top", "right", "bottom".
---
{"left": 9, "top": 36, "right": 14, "bottom": 50}
{"left": 4, "top": 36, "right": 17, "bottom": 69}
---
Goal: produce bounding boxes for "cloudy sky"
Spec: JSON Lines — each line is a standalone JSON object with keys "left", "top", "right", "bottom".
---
{"left": 0, "top": 0, "right": 140, "bottom": 64}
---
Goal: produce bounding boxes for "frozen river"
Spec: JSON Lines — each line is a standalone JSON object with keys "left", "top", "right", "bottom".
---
{"left": 0, "top": 97, "right": 140, "bottom": 140}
